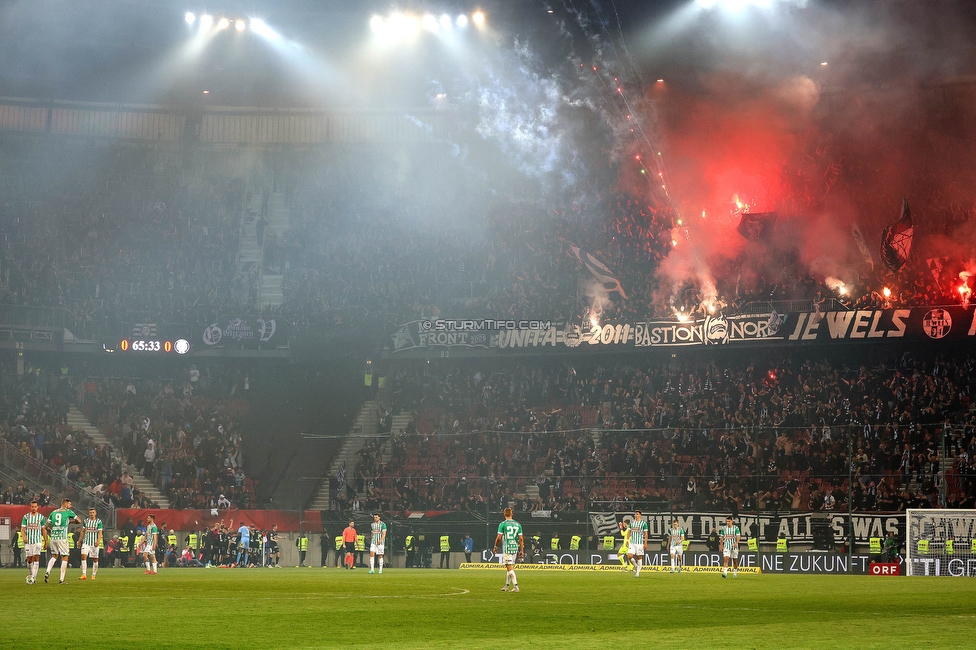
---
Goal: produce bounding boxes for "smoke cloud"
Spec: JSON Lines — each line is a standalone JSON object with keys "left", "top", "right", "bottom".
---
{"left": 639, "top": 0, "right": 976, "bottom": 308}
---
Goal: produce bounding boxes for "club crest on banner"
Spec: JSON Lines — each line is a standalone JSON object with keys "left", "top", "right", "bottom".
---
{"left": 563, "top": 324, "right": 584, "bottom": 348}
{"left": 203, "top": 323, "right": 222, "bottom": 346}
{"left": 922, "top": 309, "right": 951, "bottom": 339}
{"left": 704, "top": 315, "right": 729, "bottom": 344}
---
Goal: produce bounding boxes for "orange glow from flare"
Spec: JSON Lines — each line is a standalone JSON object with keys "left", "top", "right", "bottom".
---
{"left": 882, "top": 287, "right": 891, "bottom": 298}
{"left": 731, "top": 193, "right": 751, "bottom": 214}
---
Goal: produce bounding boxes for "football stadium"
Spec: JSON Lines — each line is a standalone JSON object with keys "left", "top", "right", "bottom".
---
{"left": 1, "top": 0, "right": 976, "bottom": 647}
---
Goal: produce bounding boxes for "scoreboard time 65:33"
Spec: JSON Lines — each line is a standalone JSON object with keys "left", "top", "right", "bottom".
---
{"left": 116, "top": 338, "right": 191, "bottom": 354}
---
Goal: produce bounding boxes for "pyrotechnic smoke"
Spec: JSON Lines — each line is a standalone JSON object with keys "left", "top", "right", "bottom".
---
{"left": 824, "top": 277, "right": 847, "bottom": 296}
{"left": 431, "top": 0, "right": 976, "bottom": 315}
{"left": 641, "top": 1, "right": 976, "bottom": 310}
{"left": 435, "top": 34, "right": 599, "bottom": 194}
{"left": 583, "top": 278, "right": 613, "bottom": 328}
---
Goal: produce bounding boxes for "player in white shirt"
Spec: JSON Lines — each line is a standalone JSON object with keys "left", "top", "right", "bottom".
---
{"left": 368, "top": 513, "right": 387, "bottom": 574}
{"left": 627, "top": 510, "right": 648, "bottom": 577}
{"left": 668, "top": 519, "right": 686, "bottom": 573}
{"left": 80, "top": 507, "right": 104, "bottom": 580}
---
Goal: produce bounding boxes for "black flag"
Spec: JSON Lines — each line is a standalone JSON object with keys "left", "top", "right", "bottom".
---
{"left": 736, "top": 212, "right": 777, "bottom": 241}
{"left": 881, "top": 199, "right": 913, "bottom": 271}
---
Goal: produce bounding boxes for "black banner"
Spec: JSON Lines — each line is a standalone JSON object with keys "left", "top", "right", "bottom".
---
{"left": 201, "top": 317, "right": 288, "bottom": 348}
{"left": 588, "top": 511, "right": 903, "bottom": 544}
{"left": 387, "top": 307, "right": 976, "bottom": 356}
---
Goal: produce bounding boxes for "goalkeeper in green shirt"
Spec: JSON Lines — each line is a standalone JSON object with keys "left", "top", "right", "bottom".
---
{"left": 882, "top": 531, "right": 900, "bottom": 562}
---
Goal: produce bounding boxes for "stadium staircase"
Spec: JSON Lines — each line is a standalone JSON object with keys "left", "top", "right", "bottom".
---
{"left": 309, "top": 400, "right": 382, "bottom": 510}
{"left": 66, "top": 407, "right": 171, "bottom": 508}
{"left": 249, "top": 190, "right": 288, "bottom": 309}
{"left": 390, "top": 413, "right": 413, "bottom": 437}
{"left": 0, "top": 440, "right": 116, "bottom": 523}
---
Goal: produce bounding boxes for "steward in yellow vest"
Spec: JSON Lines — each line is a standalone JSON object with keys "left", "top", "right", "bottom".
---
{"left": 439, "top": 535, "right": 451, "bottom": 569}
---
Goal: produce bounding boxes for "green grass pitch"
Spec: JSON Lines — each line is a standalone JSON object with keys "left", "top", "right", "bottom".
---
{"left": 3, "top": 567, "right": 975, "bottom": 649}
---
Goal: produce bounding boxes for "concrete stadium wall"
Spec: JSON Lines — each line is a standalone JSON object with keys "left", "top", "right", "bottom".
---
{"left": 0, "top": 97, "right": 443, "bottom": 145}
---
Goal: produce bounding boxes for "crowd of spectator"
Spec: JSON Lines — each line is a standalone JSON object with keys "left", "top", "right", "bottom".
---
{"left": 83, "top": 365, "right": 254, "bottom": 509}
{"left": 0, "top": 362, "right": 158, "bottom": 508}
{"left": 0, "top": 137, "right": 254, "bottom": 329}
{"left": 335, "top": 352, "right": 976, "bottom": 515}
{"left": 0, "top": 356, "right": 267, "bottom": 512}
{"left": 1, "top": 134, "right": 973, "bottom": 341}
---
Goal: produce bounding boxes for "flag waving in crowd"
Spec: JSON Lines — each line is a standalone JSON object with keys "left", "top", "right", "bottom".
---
{"left": 881, "top": 199, "right": 914, "bottom": 271}
{"left": 569, "top": 244, "right": 627, "bottom": 299}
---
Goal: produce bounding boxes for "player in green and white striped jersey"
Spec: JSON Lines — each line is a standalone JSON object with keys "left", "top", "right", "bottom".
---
{"left": 80, "top": 507, "right": 103, "bottom": 581}
{"left": 20, "top": 499, "right": 47, "bottom": 584}
{"left": 720, "top": 516, "right": 741, "bottom": 578}
{"left": 668, "top": 519, "right": 686, "bottom": 573}
{"left": 45, "top": 498, "right": 80, "bottom": 585}
{"left": 627, "top": 511, "right": 648, "bottom": 577}
{"left": 142, "top": 514, "right": 159, "bottom": 575}
{"left": 368, "top": 513, "right": 387, "bottom": 574}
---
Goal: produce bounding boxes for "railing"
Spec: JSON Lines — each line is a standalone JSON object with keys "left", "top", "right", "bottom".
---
{"left": 0, "top": 439, "right": 116, "bottom": 527}
{"left": 735, "top": 298, "right": 850, "bottom": 315}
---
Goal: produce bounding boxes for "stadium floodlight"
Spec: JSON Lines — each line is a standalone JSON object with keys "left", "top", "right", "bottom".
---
{"left": 387, "top": 12, "right": 406, "bottom": 34}
{"left": 422, "top": 14, "right": 438, "bottom": 31}
{"left": 369, "top": 15, "right": 384, "bottom": 33}
{"left": 383, "top": 12, "right": 421, "bottom": 40}
{"left": 406, "top": 14, "right": 421, "bottom": 36}
{"left": 697, "top": 0, "right": 788, "bottom": 9}
{"left": 249, "top": 17, "right": 281, "bottom": 41}
{"left": 217, "top": 17, "right": 230, "bottom": 30}
{"left": 456, "top": 14, "right": 468, "bottom": 27}
{"left": 199, "top": 13, "right": 214, "bottom": 29}
{"left": 235, "top": 19, "right": 246, "bottom": 31}
{"left": 472, "top": 10, "right": 485, "bottom": 27}
{"left": 439, "top": 13, "right": 452, "bottom": 29}
{"left": 185, "top": 11, "right": 196, "bottom": 24}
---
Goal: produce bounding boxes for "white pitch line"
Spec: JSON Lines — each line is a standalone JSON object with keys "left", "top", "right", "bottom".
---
{"left": 333, "top": 587, "right": 471, "bottom": 599}
{"left": 147, "top": 587, "right": 472, "bottom": 601}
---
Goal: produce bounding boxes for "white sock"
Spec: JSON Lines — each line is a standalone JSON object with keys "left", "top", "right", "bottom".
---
{"left": 146, "top": 561, "right": 151, "bottom": 571}
{"left": 47, "top": 556, "right": 57, "bottom": 574}
{"left": 82, "top": 561, "right": 87, "bottom": 577}
{"left": 378, "top": 558, "right": 383, "bottom": 571}
{"left": 670, "top": 555, "right": 675, "bottom": 568}
{"left": 509, "top": 569, "right": 517, "bottom": 586}
{"left": 59, "top": 559, "right": 68, "bottom": 581}
{"left": 152, "top": 561, "right": 158, "bottom": 572}
{"left": 30, "top": 561, "right": 39, "bottom": 578}
{"left": 92, "top": 562, "right": 98, "bottom": 577}
{"left": 635, "top": 558, "right": 642, "bottom": 575}
{"left": 370, "top": 556, "right": 375, "bottom": 570}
